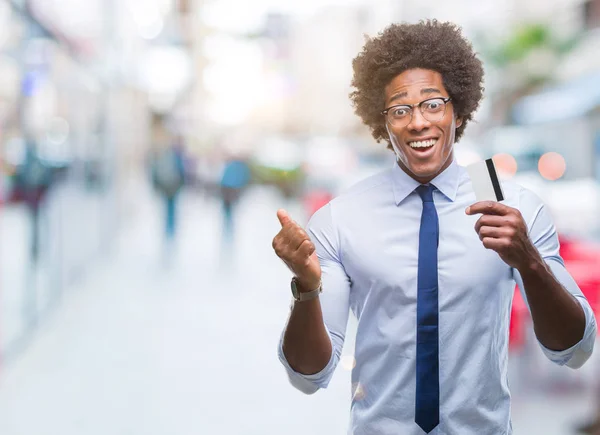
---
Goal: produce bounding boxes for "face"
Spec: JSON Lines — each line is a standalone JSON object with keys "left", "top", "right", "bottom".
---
{"left": 383, "top": 68, "right": 462, "bottom": 184}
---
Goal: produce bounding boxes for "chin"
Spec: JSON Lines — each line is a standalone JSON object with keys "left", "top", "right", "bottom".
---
{"left": 407, "top": 162, "right": 441, "bottom": 178}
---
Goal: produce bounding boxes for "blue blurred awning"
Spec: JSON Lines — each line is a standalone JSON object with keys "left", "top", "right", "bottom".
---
{"left": 511, "top": 73, "right": 600, "bottom": 125}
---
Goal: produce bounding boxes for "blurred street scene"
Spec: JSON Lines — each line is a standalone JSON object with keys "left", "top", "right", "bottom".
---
{"left": 0, "top": 0, "right": 599, "bottom": 434}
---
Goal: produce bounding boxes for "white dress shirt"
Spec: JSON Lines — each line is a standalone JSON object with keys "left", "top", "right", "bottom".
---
{"left": 278, "top": 158, "right": 597, "bottom": 435}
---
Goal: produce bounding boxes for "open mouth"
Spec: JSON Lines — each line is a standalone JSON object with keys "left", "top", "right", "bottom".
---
{"left": 407, "top": 138, "right": 439, "bottom": 153}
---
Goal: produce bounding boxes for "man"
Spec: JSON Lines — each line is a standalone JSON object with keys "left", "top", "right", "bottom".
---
{"left": 272, "top": 20, "right": 596, "bottom": 435}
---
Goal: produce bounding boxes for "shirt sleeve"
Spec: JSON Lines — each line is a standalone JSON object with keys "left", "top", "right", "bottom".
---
{"left": 277, "top": 203, "right": 352, "bottom": 394}
{"left": 512, "top": 187, "right": 597, "bottom": 369}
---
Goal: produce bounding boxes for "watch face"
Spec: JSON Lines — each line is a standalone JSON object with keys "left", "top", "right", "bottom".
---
{"left": 291, "top": 279, "right": 300, "bottom": 299}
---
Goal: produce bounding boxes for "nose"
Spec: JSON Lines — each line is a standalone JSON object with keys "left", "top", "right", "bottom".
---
{"left": 407, "top": 109, "right": 431, "bottom": 132}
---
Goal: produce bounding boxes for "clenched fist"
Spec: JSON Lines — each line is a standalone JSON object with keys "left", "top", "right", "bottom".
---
{"left": 272, "top": 209, "right": 322, "bottom": 291}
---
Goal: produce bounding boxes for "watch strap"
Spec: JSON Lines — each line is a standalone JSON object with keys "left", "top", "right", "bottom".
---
{"left": 292, "top": 278, "right": 322, "bottom": 302}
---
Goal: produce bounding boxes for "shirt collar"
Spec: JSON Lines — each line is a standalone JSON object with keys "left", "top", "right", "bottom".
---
{"left": 391, "top": 158, "right": 460, "bottom": 205}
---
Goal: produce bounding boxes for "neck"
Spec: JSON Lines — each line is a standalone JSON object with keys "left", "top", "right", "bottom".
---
{"left": 397, "top": 155, "right": 453, "bottom": 185}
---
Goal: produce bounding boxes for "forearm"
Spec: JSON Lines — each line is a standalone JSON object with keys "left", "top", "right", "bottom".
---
{"left": 518, "top": 257, "right": 586, "bottom": 351}
{"left": 282, "top": 297, "right": 332, "bottom": 375}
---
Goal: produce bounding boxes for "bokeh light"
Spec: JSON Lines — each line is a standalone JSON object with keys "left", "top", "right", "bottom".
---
{"left": 352, "top": 382, "right": 366, "bottom": 401}
{"left": 492, "top": 153, "right": 518, "bottom": 179}
{"left": 538, "top": 152, "right": 567, "bottom": 181}
{"left": 341, "top": 355, "right": 356, "bottom": 370}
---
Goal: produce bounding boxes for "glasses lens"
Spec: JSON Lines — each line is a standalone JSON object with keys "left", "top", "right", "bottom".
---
{"left": 387, "top": 106, "right": 411, "bottom": 127}
{"left": 422, "top": 98, "right": 447, "bottom": 122}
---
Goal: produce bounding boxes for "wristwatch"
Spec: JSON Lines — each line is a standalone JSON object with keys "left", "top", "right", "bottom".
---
{"left": 291, "top": 277, "right": 322, "bottom": 302}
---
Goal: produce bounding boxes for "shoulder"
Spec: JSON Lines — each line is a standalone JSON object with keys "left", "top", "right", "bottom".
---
{"left": 499, "top": 179, "right": 545, "bottom": 209}
{"left": 499, "top": 179, "right": 550, "bottom": 228}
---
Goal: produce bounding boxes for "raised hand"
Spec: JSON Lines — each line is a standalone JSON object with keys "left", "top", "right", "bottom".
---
{"left": 272, "top": 209, "right": 322, "bottom": 291}
{"left": 466, "top": 201, "right": 541, "bottom": 270}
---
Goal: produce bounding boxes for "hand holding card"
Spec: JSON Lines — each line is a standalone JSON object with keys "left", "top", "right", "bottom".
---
{"left": 465, "top": 158, "right": 541, "bottom": 268}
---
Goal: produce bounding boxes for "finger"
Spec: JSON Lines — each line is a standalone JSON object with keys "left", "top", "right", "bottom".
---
{"left": 482, "top": 237, "right": 511, "bottom": 250}
{"left": 278, "top": 213, "right": 305, "bottom": 242}
{"left": 273, "top": 227, "right": 309, "bottom": 257}
{"left": 290, "top": 229, "right": 310, "bottom": 251}
{"left": 477, "top": 226, "right": 514, "bottom": 240}
{"left": 276, "top": 223, "right": 307, "bottom": 247}
{"left": 474, "top": 215, "right": 512, "bottom": 233}
{"left": 296, "top": 239, "right": 316, "bottom": 260}
{"left": 466, "top": 201, "right": 512, "bottom": 216}
{"left": 277, "top": 209, "right": 293, "bottom": 228}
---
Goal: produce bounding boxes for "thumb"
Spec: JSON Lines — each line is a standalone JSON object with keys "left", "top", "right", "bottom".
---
{"left": 277, "top": 209, "right": 292, "bottom": 227}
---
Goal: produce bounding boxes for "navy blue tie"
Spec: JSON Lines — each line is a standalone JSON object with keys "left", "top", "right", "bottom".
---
{"left": 415, "top": 184, "right": 440, "bottom": 433}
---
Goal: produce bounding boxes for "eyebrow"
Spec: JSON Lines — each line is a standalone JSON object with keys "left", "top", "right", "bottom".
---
{"left": 388, "top": 88, "right": 443, "bottom": 105}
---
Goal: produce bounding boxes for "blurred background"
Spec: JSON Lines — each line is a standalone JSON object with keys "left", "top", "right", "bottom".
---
{"left": 0, "top": 0, "right": 598, "bottom": 434}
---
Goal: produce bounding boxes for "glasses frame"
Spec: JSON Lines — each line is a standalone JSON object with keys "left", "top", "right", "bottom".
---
{"left": 381, "top": 96, "right": 452, "bottom": 127}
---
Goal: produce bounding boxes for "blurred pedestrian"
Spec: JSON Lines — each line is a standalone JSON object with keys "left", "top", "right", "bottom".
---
{"left": 13, "top": 140, "right": 53, "bottom": 263}
{"left": 219, "top": 156, "right": 250, "bottom": 241}
{"left": 151, "top": 136, "right": 186, "bottom": 245}
{"left": 273, "top": 20, "right": 596, "bottom": 434}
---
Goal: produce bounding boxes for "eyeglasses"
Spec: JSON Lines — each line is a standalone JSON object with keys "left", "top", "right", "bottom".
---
{"left": 382, "top": 97, "right": 452, "bottom": 128}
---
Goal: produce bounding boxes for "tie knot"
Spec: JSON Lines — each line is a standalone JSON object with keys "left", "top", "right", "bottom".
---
{"left": 417, "top": 184, "right": 435, "bottom": 203}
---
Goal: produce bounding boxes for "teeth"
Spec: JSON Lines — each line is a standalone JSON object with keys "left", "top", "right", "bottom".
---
{"left": 409, "top": 139, "right": 436, "bottom": 148}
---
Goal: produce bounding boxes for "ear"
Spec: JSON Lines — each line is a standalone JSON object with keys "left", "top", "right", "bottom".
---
{"left": 455, "top": 117, "right": 463, "bottom": 129}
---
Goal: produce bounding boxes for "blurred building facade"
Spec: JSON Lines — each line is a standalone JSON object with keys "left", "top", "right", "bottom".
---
{"left": 0, "top": 0, "right": 200, "bottom": 361}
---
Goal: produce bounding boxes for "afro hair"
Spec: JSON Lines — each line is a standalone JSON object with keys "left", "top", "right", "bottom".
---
{"left": 350, "top": 20, "right": 484, "bottom": 147}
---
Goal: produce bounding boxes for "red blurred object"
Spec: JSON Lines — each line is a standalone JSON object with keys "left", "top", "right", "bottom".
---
{"left": 303, "top": 189, "right": 333, "bottom": 218}
{"left": 557, "top": 235, "right": 600, "bottom": 314}
{"left": 509, "top": 234, "right": 600, "bottom": 351}
{"left": 509, "top": 289, "right": 528, "bottom": 350}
